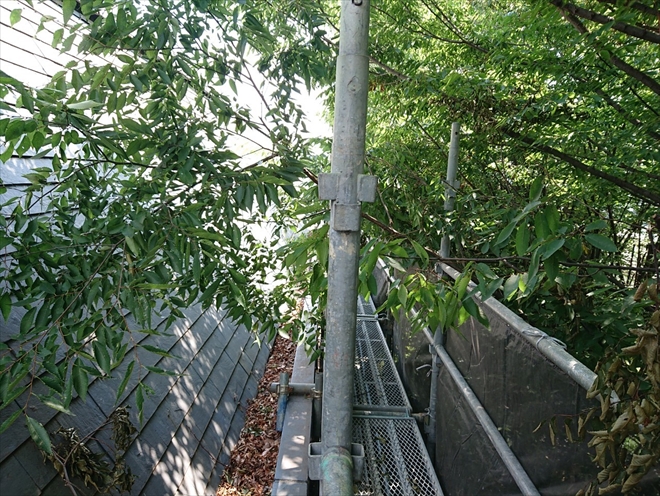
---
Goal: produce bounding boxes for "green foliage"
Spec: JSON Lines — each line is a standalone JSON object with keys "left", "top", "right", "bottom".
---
{"left": 0, "top": 0, "right": 334, "bottom": 426}
{"left": 359, "top": 0, "right": 659, "bottom": 369}
{"left": 26, "top": 415, "right": 52, "bottom": 455}
{"left": 2, "top": 2, "right": 660, "bottom": 486}
{"left": 383, "top": 265, "right": 489, "bottom": 336}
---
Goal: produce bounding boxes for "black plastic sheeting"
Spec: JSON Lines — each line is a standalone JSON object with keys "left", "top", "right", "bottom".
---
{"left": 391, "top": 302, "right": 660, "bottom": 495}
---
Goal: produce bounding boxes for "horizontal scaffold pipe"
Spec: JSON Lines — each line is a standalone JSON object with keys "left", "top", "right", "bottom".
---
{"left": 437, "top": 262, "right": 597, "bottom": 392}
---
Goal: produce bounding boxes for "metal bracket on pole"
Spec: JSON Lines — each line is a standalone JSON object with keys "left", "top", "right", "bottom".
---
{"left": 319, "top": 173, "right": 377, "bottom": 232}
{"left": 332, "top": 204, "right": 361, "bottom": 232}
{"left": 318, "top": 173, "right": 377, "bottom": 203}
{"left": 442, "top": 179, "right": 461, "bottom": 199}
{"left": 358, "top": 174, "right": 378, "bottom": 202}
{"left": 317, "top": 173, "right": 338, "bottom": 201}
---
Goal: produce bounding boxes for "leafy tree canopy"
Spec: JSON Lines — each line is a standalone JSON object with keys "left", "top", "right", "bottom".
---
{"left": 355, "top": 0, "right": 659, "bottom": 367}
{"left": 1, "top": 0, "right": 335, "bottom": 429}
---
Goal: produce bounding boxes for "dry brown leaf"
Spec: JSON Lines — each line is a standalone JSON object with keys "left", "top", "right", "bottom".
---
{"left": 216, "top": 336, "right": 297, "bottom": 496}
{"left": 633, "top": 281, "right": 648, "bottom": 301}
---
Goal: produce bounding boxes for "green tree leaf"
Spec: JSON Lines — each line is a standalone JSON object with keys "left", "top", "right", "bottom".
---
{"left": 72, "top": 359, "right": 88, "bottom": 402}
{"left": 544, "top": 254, "right": 560, "bottom": 283}
{"left": 67, "top": 100, "right": 103, "bottom": 110}
{"left": 496, "top": 220, "right": 517, "bottom": 245}
{"left": 544, "top": 205, "right": 560, "bottom": 234}
{"left": 19, "top": 307, "right": 36, "bottom": 335}
{"left": 36, "top": 396, "right": 74, "bottom": 416}
{"left": 585, "top": 233, "right": 618, "bottom": 252}
{"left": 93, "top": 341, "right": 111, "bottom": 375}
{"left": 585, "top": 220, "right": 607, "bottom": 232}
{"left": 10, "top": 9, "right": 22, "bottom": 26}
{"left": 397, "top": 285, "right": 408, "bottom": 308}
{"left": 116, "top": 361, "right": 135, "bottom": 403}
{"left": 410, "top": 240, "right": 429, "bottom": 267}
{"left": 136, "top": 383, "right": 145, "bottom": 423}
{"left": 62, "top": 0, "right": 76, "bottom": 25}
{"left": 26, "top": 416, "right": 52, "bottom": 455}
{"left": 504, "top": 274, "right": 520, "bottom": 300}
{"left": 0, "top": 293, "right": 10, "bottom": 321}
{"left": 515, "top": 226, "right": 530, "bottom": 256}
{"left": 542, "top": 238, "right": 565, "bottom": 260}
{"left": 529, "top": 177, "right": 543, "bottom": 202}
{"left": 140, "top": 344, "right": 176, "bottom": 358}
{"left": 5, "top": 119, "right": 26, "bottom": 141}
{"left": 0, "top": 410, "right": 22, "bottom": 435}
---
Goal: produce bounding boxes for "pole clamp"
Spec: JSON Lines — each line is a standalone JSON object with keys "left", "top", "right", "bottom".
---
{"left": 443, "top": 179, "right": 461, "bottom": 199}
{"left": 308, "top": 442, "right": 365, "bottom": 481}
{"left": 318, "top": 173, "right": 377, "bottom": 203}
{"left": 318, "top": 173, "right": 377, "bottom": 232}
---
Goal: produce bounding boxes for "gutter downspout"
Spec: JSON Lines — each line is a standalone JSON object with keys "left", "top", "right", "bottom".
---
{"left": 427, "top": 123, "right": 460, "bottom": 458}
{"left": 318, "top": 1, "right": 372, "bottom": 494}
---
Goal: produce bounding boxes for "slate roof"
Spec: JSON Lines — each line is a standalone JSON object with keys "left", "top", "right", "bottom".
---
{"left": 0, "top": 304, "right": 270, "bottom": 495}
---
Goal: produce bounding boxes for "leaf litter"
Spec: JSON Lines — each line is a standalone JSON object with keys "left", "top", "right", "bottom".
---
{"left": 217, "top": 335, "right": 297, "bottom": 496}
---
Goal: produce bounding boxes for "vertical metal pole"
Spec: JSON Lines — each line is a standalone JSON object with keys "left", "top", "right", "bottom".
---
{"left": 275, "top": 372, "right": 289, "bottom": 432}
{"left": 440, "top": 122, "right": 460, "bottom": 263}
{"left": 427, "top": 122, "right": 460, "bottom": 457}
{"left": 320, "top": 1, "right": 371, "bottom": 494}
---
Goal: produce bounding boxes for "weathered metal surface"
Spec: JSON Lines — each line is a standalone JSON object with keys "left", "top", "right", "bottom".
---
{"left": 354, "top": 297, "right": 443, "bottom": 496}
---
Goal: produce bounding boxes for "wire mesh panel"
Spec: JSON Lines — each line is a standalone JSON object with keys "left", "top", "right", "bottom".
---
{"left": 353, "top": 416, "right": 441, "bottom": 495}
{"left": 354, "top": 313, "right": 410, "bottom": 409}
{"left": 353, "top": 296, "right": 443, "bottom": 495}
{"left": 358, "top": 296, "right": 377, "bottom": 315}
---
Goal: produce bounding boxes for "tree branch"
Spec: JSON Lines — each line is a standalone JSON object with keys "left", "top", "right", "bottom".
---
{"left": 558, "top": 9, "right": 660, "bottom": 97}
{"left": 591, "top": 87, "right": 660, "bottom": 141}
{"left": 368, "top": 56, "right": 410, "bottom": 81}
{"left": 418, "top": 0, "right": 489, "bottom": 53}
{"left": 551, "top": 0, "right": 660, "bottom": 44}
{"left": 596, "top": 0, "right": 660, "bottom": 19}
{"left": 505, "top": 129, "right": 660, "bottom": 206}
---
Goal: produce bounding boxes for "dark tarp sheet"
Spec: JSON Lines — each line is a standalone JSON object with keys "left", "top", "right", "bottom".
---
{"left": 392, "top": 301, "right": 660, "bottom": 495}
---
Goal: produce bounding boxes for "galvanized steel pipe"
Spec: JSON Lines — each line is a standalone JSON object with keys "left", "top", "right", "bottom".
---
{"left": 321, "top": 0, "right": 371, "bottom": 493}
{"left": 275, "top": 372, "right": 290, "bottom": 432}
{"left": 439, "top": 122, "right": 460, "bottom": 263}
{"left": 428, "top": 123, "right": 461, "bottom": 457}
{"left": 320, "top": 447, "right": 354, "bottom": 495}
